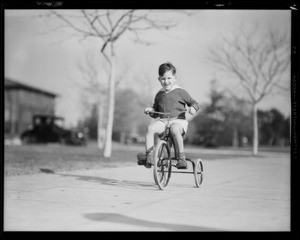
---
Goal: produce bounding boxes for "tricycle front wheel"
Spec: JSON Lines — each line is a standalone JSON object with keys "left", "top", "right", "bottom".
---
{"left": 153, "top": 140, "right": 172, "bottom": 190}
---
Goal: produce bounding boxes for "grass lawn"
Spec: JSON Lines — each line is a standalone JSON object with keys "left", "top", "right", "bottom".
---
{"left": 4, "top": 142, "right": 290, "bottom": 177}
{"left": 4, "top": 143, "right": 139, "bottom": 177}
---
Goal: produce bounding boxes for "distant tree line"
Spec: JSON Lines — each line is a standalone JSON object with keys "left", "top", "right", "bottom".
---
{"left": 257, "top": 108, "right": 290, "bottom": 146}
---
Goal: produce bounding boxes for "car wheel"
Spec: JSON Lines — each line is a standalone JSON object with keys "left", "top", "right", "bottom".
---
{"left": 22, "top": 135, "right": 36, "bottom": 144}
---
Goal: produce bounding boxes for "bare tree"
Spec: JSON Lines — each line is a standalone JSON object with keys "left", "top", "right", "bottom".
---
{"left": 74, "top": 49, "right": 130, "bottom": 149}
{"left": 41, "top": 10, "right": 191, "bottom": 157}
{"left": 208, "top": 24, "right": 290, "bottom": 155}
{"left": 72, "top": 49, "right": 107, "bottom": 149}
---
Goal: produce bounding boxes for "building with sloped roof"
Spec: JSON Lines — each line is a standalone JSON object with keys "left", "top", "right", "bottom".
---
{"left": 5, "top": 78, "right": 58, "bottom": 139}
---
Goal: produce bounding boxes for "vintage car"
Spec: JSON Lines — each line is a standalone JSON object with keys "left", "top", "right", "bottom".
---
{"left": 20, "top": 114, "right": 87, "bottom": 146}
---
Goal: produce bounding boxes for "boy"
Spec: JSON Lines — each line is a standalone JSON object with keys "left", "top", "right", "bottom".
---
{"left": 137, "top": 62, "right": 200, "bottom": 169}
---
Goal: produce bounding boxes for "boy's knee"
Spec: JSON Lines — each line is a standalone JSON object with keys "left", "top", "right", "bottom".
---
{"left": 170, "top": 124, "right": 182, "bottom": 135}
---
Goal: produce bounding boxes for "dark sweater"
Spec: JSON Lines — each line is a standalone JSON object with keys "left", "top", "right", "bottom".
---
{"left": 150, "top": 87, "right": 200, "bottom": 119}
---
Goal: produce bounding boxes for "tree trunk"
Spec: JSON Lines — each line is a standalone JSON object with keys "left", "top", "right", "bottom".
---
{"left": 97, "top": 101, "right": 105, "bottom": 149}
{"left": 252, "top": 103, "right": 258, "bottom": 155}
{"left": 103, "top": 54, "right": 116, "bottom": 158}
{"left": 232, "top": 127, "right": 238, "bottom": 148}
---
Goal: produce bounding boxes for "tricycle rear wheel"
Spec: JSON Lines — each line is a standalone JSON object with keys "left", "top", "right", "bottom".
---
{"left": 194, "top": 159, "right": 204, "bottom": 188}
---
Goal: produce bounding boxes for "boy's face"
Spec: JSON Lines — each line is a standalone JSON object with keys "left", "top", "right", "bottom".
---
{"left": 158, "top": 70, "right": 177, "bottom": 92}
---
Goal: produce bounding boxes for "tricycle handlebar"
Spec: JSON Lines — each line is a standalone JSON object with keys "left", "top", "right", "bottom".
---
{"left": 147, "top": 110, "right": 187, "bottom": 116}
{"left": 148, "top": 111, "right": 171, "bottom": 115}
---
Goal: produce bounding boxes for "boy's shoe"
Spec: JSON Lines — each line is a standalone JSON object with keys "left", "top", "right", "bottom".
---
{"left": 137, "top": 153, "right": 147, "bottom": 165}
{"left": 137, "top": 152, "right": 153, "bottom": 168}
{"left": 176, "top": 153, "right": 188, "bottom": 169}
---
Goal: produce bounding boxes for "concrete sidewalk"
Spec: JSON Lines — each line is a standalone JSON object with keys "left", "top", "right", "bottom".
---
{"left": 4, "top": 153, "right": 290, "bottom": 231}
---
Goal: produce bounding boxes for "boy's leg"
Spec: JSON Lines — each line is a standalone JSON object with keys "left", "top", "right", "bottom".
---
{"left": 170, "top": 122, "right": 185, "bottom": 155}
{"left": 145, "top": 121, "right": 165, "bottom": 152}
{"left": 137, "top": 121, "right": 165, "bottom": 168}
{"left": 170, "top": 122, "right": 187, "bottom": 169}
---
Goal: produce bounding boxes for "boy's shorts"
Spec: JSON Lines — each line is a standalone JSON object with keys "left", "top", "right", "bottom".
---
{"left": 156, "top": 118, "right": 189, "bottom": 136}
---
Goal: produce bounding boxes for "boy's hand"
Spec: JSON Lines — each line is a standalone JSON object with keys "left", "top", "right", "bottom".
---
{"left": 144, "top": 107, "right": 154, "bottom": 115}
{"left": 188, "top": 106, "right": 197, "bottom": 115}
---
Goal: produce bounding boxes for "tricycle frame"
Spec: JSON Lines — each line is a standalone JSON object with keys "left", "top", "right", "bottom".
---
{"left": 150, "top": 111, "right": 204, "bottom": 190}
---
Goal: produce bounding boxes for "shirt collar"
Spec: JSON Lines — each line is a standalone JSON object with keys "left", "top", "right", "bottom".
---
{"left": 159, "top": 84, "right": 181, "bottom": 93}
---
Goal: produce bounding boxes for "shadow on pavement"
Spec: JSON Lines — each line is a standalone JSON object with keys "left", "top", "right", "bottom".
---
{"left": 58, "top": 173, "right": 157, "bottom": 190}
{"left": 83, "top": 212, "right": 222, "bottom": 231}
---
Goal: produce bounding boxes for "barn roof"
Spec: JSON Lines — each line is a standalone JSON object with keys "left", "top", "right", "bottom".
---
{"left": 5, "top": 78, "right": 58, "bottom": 98}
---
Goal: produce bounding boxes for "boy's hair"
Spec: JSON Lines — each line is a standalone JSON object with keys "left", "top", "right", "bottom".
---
{"left": 158, "top": 62, "right": 176, "bottom": 76}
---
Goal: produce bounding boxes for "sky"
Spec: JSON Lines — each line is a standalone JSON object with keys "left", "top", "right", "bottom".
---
{"left": 4, "top": 9, "right": 292, "bottom": 126}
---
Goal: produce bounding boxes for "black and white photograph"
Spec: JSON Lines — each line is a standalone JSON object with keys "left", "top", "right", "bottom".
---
{"left": 2, "top": 1, "right": 298, "bottom": 234}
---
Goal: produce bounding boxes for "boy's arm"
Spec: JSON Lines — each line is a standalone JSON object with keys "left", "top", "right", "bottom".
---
{"left": 149, "top": 100, "right": 158, "bottom": 118}
{"left": 146, "top": 95, "right": 158, "bottom": 118}
{"left": 182, "top": 89, "right": 200, "bottom": 114}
